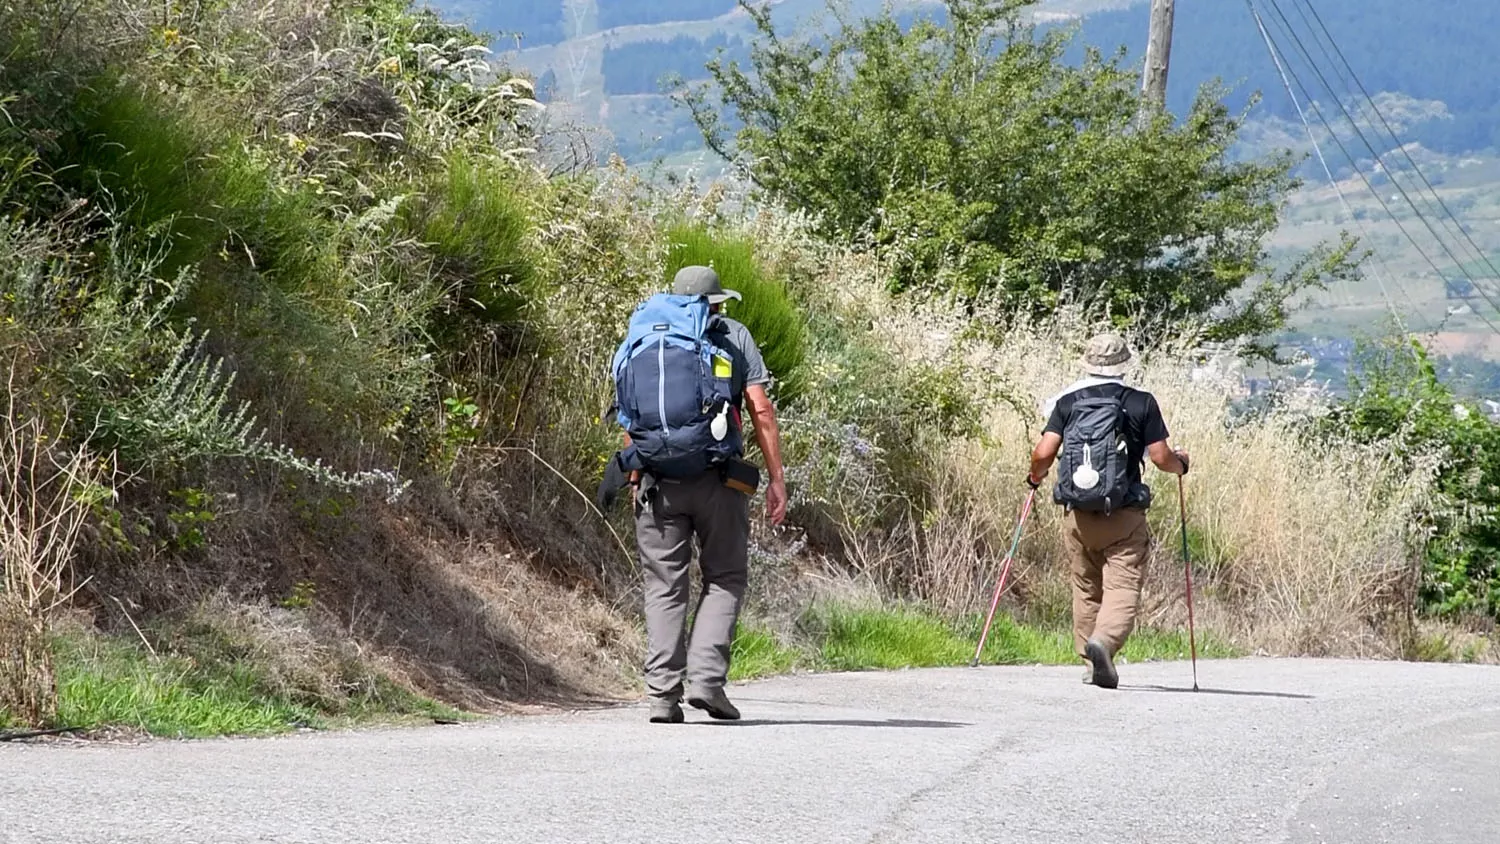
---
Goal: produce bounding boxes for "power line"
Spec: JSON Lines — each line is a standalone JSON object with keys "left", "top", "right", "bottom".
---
{"left": 1256, "top": 0, "right": 1469, "bottom": 337}
{"left": 1249, "top": 0, "right": 1500, "bottom": 339}
{"left": 1283, "top": 0, "right": 1459, "bottom": 248}
{"left": 1259, "top": 0, "right": 1492, "bottom": 295}
{"left": 1282, "top": 0, "right": 1475, "bottom": 288}
{"left": 1243, "top": 0, "right": 1417, "bottom": 333}
{"left": 1256, "top": 0, "right": 1500, "bottom": 337}
{"left": 1287, "top": 0, "right": 1499, "bottom": 329}
{"left": 1295, "top": 0, "right": 1500, "bottom": 289}
{"left": 1280, "top": 0, "right": 1487, "bottom": 336}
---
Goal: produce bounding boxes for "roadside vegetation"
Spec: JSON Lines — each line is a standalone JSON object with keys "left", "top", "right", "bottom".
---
{"left": 0, "top": 0, "right": 1493, "bottom": 737}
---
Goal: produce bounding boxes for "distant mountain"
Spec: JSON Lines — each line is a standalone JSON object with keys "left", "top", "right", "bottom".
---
{"left": 1073, "top": 0, "right": 1500, "bottom": 154}
{"left": 429, "top": 0, "right": 1500, "bottom": 161}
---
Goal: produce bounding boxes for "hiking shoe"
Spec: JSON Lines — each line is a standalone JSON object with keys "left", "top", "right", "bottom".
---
{"left": 1082, "top": 664, "right": 1094, "bottom": 685}
{"left": 686, "top": 686, "right": 741, "bottom": 721}
{"left": 1085, "top": 639, "right": 1119, "bottom": 689}
{"left": 648, "top": 699, "right": 684, "bottom": 724}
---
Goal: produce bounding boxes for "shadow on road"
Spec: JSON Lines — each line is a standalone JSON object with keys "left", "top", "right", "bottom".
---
{"left": 1119, "top": 684, "right": 1315, "bottom": 700}
{"left": 695, "top": 718, "right": 970, "bottom": 729}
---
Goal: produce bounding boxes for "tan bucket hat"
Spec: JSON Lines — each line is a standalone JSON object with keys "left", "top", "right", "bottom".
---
{"left": 1083, "top": 333, "right": 1133, "bottom": 377}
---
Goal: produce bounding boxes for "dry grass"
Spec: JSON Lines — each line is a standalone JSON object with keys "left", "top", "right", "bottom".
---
{"left": 0, "top": 375, "right": 107, "bottom": 726}
{"left": 754, "top": 217, "right": 1439, "bottom": 658}
{"left": 134, "top": 468, "right": 643, "bottom": 712}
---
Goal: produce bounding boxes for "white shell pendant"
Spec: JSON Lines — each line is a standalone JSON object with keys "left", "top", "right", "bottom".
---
{"left": 711, "top": 404, "right": 730, "bottom": 441}
{"left": 1073, "top": 445, "right": 1100, "bottom": 490}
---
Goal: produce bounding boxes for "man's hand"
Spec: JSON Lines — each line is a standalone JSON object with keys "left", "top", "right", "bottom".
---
{"left": 1147, "top": 440, "right": 1189, "bottom": 476}
{"left": 1029, "top": 433, "right": 1062, "bottom": 491}
{"left": 765, "top": 478, "right": 788, "bottom": 526}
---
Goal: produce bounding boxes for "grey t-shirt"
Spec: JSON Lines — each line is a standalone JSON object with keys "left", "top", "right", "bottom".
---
{"left": 708, "top": 315, "right": 771, "bottom": 408}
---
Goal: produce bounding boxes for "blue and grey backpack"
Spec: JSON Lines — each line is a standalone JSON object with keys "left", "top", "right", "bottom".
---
{"left": 609, "top": 293, "right": 742, "bottom": 478}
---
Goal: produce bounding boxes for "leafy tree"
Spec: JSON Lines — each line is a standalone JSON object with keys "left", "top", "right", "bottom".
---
{"left": 681, "top": 0, "right": 1361, "bottom": 353}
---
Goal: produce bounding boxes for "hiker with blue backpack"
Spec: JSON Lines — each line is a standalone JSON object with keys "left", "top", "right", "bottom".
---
{"left": 596, "top": 266, "right": 788, "bottom": 723}
{"left": 1026, "top": 333, "right": 1189, "bottom": 689}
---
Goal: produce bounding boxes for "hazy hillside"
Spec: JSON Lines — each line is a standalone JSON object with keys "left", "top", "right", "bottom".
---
{"left": 1075, "top": 0, "right": 1500, "bottom": 155}
{"left": 437, "top": 0, "right": 1500, "bottom": 161}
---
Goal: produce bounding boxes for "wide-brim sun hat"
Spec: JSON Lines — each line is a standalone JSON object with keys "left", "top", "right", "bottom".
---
{"left": 1083, "top": 332, "right": 1133, "bottom": 377}
{"left": 672, "top": 265, "right": 741, "bottom": 305}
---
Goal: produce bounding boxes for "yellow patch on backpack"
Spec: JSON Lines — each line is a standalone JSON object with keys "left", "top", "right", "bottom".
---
{"left": 713, "top": 353, "right": 733, "bottom": 379}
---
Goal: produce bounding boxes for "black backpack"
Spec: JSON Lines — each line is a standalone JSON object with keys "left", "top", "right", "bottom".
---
{"left": 1053, "top": 391, "right": 1134, "bottom": 513}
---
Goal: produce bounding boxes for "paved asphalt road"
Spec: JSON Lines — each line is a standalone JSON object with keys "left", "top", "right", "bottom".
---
{"left": 3, "top": 658, "right": 1499, "bottom": 843}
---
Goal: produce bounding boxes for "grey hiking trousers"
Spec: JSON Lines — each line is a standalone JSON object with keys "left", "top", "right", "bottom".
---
{"left": 634, "top": 469, "right": 750, "bottom": 702}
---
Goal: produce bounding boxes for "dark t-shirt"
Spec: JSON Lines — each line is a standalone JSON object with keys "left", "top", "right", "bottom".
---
{"left": 1043, "top": 380, "right": 1169, "bottom": 487}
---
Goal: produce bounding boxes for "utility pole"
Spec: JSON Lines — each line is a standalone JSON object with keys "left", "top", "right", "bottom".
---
{"left": 1138, "top": 0, "right": 1176, "bottom": 126}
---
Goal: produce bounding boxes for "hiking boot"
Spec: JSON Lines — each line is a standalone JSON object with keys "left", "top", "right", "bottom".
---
{"left": 686, "top": 686, "right": 741, "bottom": 721}
{"left": 648, "top": 699, "right": 684, "bottom": 724}
{"left": 1085, "top": 639, "right": 1119, "bottom": 689}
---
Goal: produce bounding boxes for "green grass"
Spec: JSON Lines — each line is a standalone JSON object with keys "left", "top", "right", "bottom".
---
{"left": 1117, "top": 626, "right": 1238, "bottom": 662}
{"left": 729, "top": 626, "right": 805, "bottom": 680}
{"left": 819, "top": 606, "right": 975, "bottom": 670}
{"left": 727, "top": 604, "right": 1244, "bottom": 679}
{"left": 403, "top": 152, "right": 536, "bottom": 326}
{"left": 63, "top": 83, "right": 341, "bottom": 293}
{"left": 49, "top": 630, "right": 461, "bottom": 738}
{"left": 54, "top": 633, "right": 317, "bottom": 736}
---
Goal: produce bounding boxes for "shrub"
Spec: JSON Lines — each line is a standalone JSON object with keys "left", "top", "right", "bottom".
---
{"left": 665, "top": 222, "right": 809, "bottom": 401}
{"left": 403, "top": 153, "right": 538, "bottom": 329}
{"left": 766, "top": 225, "right": 1433, "bottom": 655}
{"left": 59, "top": 82, "right": 341, "bottom": 293}
{"left": 1327, "top": 336, "right": 1500, "bottom": 620}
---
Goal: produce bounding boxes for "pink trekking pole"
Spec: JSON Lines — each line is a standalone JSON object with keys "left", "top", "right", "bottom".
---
{"left": 970, "top": 488, "right": 1038, "bottom": 667}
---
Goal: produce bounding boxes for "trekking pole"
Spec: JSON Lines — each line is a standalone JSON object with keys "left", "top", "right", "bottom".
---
{"left": 970, "top": 488, "right": 1037, "bottom": 667}
{"left": 1177, "top": 474, "right": 1200, "bottom": 692}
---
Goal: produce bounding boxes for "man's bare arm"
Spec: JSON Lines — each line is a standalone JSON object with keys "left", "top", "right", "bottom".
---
{"left": 1147, "top": 440, "right": 1189, "bottom": 475}
{"left": 745, "top": 384, "right": 787, "bottom": 525}
{"left": 1028, "top": 432, "right": 1062, "bottom": 485}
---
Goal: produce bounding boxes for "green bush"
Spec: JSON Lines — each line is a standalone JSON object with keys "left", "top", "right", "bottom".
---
{"left": 728, "top": 625, "right": 803, "bottom": 680}
{"left": 1327, "top": 336, "right": 1500, "bottom": 619}
{"left": 403, "top": 153, "right": 537, "bottom": 328}
{"left": 60, "top": 83, "right": 341, "bottom": 293}
{"left": 816, "top": 605, "right": 972, "bottom": 670}
{"left": 665, "top": 223, "right": 808, "bottom": 401}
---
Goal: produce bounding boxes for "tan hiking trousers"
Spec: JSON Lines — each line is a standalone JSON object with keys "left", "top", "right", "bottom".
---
{"left": 1065, "top": 508, "right": 1151, "bottom": 659}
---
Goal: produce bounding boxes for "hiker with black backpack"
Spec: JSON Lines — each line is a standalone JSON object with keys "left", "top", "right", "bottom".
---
{"left": 1026, "top": 333, "right": 1189, "bottom": 689}
{"left": 595, "top": 266, "right": 788, "bottom": 723}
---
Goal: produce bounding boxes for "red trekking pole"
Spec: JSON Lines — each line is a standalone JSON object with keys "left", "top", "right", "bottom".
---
{"left": 1178, "top": 474, "right": 1200, "bottom": 692}
{"left": 970, "top": 488, "right": 1037, "bottom": 667}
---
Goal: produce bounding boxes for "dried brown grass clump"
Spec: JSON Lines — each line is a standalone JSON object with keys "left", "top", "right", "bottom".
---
{"left": 767, "top": 223, "right": 1437, "bottom": 657}
{"left": 0, "top": 384, "right": 106, "bottom": 726}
